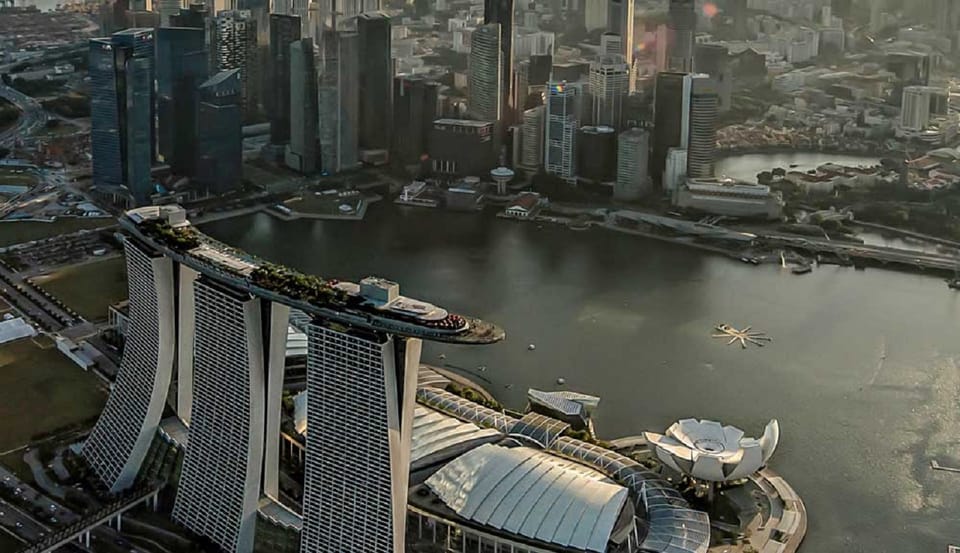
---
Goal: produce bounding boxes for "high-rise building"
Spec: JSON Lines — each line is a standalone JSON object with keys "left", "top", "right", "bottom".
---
{"left": 428, "top": 119, "right": 497, "bottom": 178}
{"left": 269, "top": 14, "right": 302, "bottom": 147}
{"left": 170, "top": 4, "right": 216, "bottom": 73}
{"left": 155, "top": 28, "right": 207, "bottom": 177}
{"left": 600, "top": 32, "right": 622, "bottom": 57}
{"left": 544, "top": 81, "right": 581, "bottom": 181}
{"left": 589, "top": 54, "right": 629, "bottom": 129}
{"left": 483, "top": 0, "right": 514, "bottom": 121}
{"left": 686, "top": 74, "right": 718, "bottom": 180}
{"left": 286, "top": 39, "right": 319, "bottom": 173}
{"left": 519, "top": 105, "right": 544, "bottom": 172}
{"left": 392, "top": 75, "right": 440, "bottom": 165}
{"left": 651, "top": 72, "right": 690, "bottom": 186}
{"left": 606, "top": 0, "right": 633, "bottom": 68}
{"left": 901, "top": 86, "right": 934, "bottom": 131}
{"left": 357, "top": 13, "right": 392, "bottom": 151}
{"left": 89, "top": 28, "right": 155, "bottom": 206}
{"left": 615, "top": 127, "right": 650, "bottom": 200}
{"left": 83, "top": 206, "right": 503, "bottom": 553}
{"left": 584, "top": 0, "right": 606, "bottom": 31}
{"left": 694, "top": 43, "right": 732, "bottom": 113}
{"left": 156, "top": 0, "right": 181, "bottom": 26}
{"left": 196, "top": 70, "right": 243, "bottom": 194}
{"left": 468, "top": 24, "right": 503, "bottom": 122}
{"left": 667, "top": 0, "right": 695, "bottom": 72}
{"left": 318, "top": 31, "right": 360, "bottom": 174}
{"left": 215, "top": 10, "right": 260, "bottom": 121}
{"left": 577, "top": 125, "right": 617, "bottom": 182}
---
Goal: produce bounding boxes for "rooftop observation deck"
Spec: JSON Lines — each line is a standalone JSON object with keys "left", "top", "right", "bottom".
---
{"left": 122, "top": 206, "right": 505, "bottom": 345}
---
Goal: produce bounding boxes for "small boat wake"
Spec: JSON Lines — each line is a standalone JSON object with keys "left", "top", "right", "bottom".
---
{"left": 712, "top": 323, "right": 772, "bottom": 349}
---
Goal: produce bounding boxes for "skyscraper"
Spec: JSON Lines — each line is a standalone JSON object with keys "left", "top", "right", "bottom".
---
{"left": 318, "top": 31, "right": 359, "bottom": 174}
{"left": 269, "top": 14, "right": 302, "bottom": 147}
{"left": 155, "top": 27, "right": 207, "bottom": 177}
{"left": 544, "top": 81, "right": 581, "bottom": 181}
{"left": 901, "top": 85, "right": 934, "bottom": 131}
{"left": 286, "top": 38, "right": 319, "bottom": 173}
{"left": 686, "top": 74, "right": 718, "bottom": 180}
{"left": 196, "top": 70, "right": 243, "bottom": 194}
{"left": 89, "top": 28, "right": 155, "bottom": 206}
{"left": 607, "top": 0, "right": 633, "bottom": 68}
{"left": 483, "top": 0, "right": 514, "bottom": 122}
{"left": 694, "top": 43, "right": 732, "bottom": 112}
{"left": 169, "top": 4, "right": 216, "bottom": 73}
{"left": 651, "top": 71, "right": 690, "bottom": 186}
{"left": 215, "top": 10, "right": 260, "bottom": 121}
{"left": 668, "top": 0, "right": 695, "bottom": 72}
{"left": 467, "top": 24, "right": 502, "bottom": 123}
{"left": 357, "top": 13, "right": 392, "bottom": 151}
{"left": 519, "top": 105, "right": 544, "bottom": 172}
{"left": 392, "top": 75, "right": 440, "bottom": 165}
{"left": 584, "top": 0, "right": 606, "bottom": 32}
{"left": 589, "top": 54, "right": 629, "bottom": 129}
{"left": 83, "top": 206, "right": 503, "bottom": 553}
{"left": 615, "top": 127, "right": 650, "bottom": 200}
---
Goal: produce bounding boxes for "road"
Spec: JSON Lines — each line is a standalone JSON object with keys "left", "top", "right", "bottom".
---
{"left": 759, "top": 233, "right": 960, "bottom": 272}
{"left": 0, "top": 84, "right": 46, "bottom": 148}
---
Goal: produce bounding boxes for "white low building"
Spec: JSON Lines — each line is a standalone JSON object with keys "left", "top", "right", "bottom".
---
{"left": 674, "top": 178, "right": 783, "bottom": 219}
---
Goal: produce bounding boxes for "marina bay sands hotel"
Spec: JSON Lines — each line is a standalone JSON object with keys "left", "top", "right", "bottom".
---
{"left": 82, "top": 205, "right": 504, "bottom": 553}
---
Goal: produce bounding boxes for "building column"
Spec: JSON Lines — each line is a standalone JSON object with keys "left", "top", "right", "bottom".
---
{"left": 176, "top": 265, "right": 198, "bottom": 425}
{"left": 388, "top": 337, "right": 422, "bottom": 553}
{"left": 262, "top": 302, "right": 290, "bottom": 500}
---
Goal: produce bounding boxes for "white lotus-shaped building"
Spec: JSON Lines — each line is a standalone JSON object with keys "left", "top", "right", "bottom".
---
{"left": 644, "top": 418, "right": 780, "bottom": 482}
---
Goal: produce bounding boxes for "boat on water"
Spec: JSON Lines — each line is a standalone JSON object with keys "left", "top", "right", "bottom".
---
{"left": 948, "top": 279, "right": 960, "bottom": 290}
{"left": 792, "top": 265, "right": 812, "bottom": 275}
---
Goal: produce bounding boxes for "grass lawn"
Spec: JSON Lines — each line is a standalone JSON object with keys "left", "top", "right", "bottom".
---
{"left": 0, "top": 218, "right": 113, "bottom": 248}
{"left": 0, "top": 338, "right": 107, "bottom": 452}
{"left": 31, "top": 256, "right": 126, "bottom": 322}
{"left": 0, "top": 169, "right": 37, "bottom": 187}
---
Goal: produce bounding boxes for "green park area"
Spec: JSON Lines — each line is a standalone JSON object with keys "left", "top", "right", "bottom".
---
{"left": 0, "top": 167, "right": 38, "bottom": 187}
{"left": 31, "top": 256, "right": 127, "bottom": 322}
{"left": 0, "top": 338, "right": 106, "bottom": 453}
{"left": 0, "top": 218, "right": 112, "bottom": 248}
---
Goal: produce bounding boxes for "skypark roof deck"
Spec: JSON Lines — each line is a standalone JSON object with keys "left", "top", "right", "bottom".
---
{"left": 122, "top": 206, "right": 504, "bottom": 344}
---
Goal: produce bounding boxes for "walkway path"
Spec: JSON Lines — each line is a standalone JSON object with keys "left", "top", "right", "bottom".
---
{"left": 22, "top": 451, "right": 64, "bottom": 500}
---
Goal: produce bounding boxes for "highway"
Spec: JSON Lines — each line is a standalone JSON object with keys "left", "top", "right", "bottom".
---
{"left": 758, "top": 233, "right": 960, "bottom": 273}
{"left": 0, "top": 84, "right": 46, "bottom": 148}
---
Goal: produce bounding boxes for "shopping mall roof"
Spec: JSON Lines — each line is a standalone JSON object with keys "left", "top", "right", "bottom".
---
{"left": 426, "top": 443, "right": 630, "bottom": 553}
{"left": 411, "top": 407, "right": 502, "bottom": 466}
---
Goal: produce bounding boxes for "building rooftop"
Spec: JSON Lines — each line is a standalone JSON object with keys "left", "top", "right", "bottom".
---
{"left": 425, "top": 443, "right": 630, "bottom": 553}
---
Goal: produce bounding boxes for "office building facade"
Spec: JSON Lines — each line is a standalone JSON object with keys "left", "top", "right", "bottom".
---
{"left": 84, "top": 206, "right": 503, "bottom": 553}
{"left": 196, "top": 70, "right": 243, "bottom": 194}
{"left": 615, "top": 127, "right": 650, "bottom": 200}
{"left": 483, "top": 0, "right": 514, "bottom": 121}
{"left": 428, "top": 119, "right": 496, "bottom": 179}
{"left": 545, "top": 82, "right": 581, "bottom": 181}
{"left": 392, "top": 76, "right": 440, "bottom": 165}
{"left": 519, "top": 105, "right": 544, "bottom": 172}
{"left": 686, "top": 74, "right": 718, "bottom": 180}
{"left": 318, "top": 31, "right": 360, "bottom": 174}
{"left": 577, "top": 125, "right": 617, "bottom": 182}
{"left": 286, "top": 38, "right": 319, "bottom": 173}
{"left": 668, "top": 0, "right": 695, "bottom": 72}
{"left": 606, "top": 0, "right": 633, "bottom": 68}
{"left": 215, "top": 10, "right": 260, "bottom": 121}
{"left": 467, "top": 24, "right": 503, "bottom": 122}
{"left": 89, "top": 28, "right": 155, "bottom": 206}
{"left": 155, "top": 28, "right": 207, "bottom": 177}
{"left": 358, "top": 13, "right": 393, "bottom": 151}
{"left": 589, "top": 54, "right": 629, "bottom": 129}
{"left": 269, "top": 14, "right": 302, "bottom": 146}
{"left": 652, "top": 72, "right": 691, "bottom": 186}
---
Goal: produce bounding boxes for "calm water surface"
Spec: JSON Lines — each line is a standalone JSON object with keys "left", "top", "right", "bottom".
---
{"left": 204, "top": 154, "right": 959, "bottom": 553}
